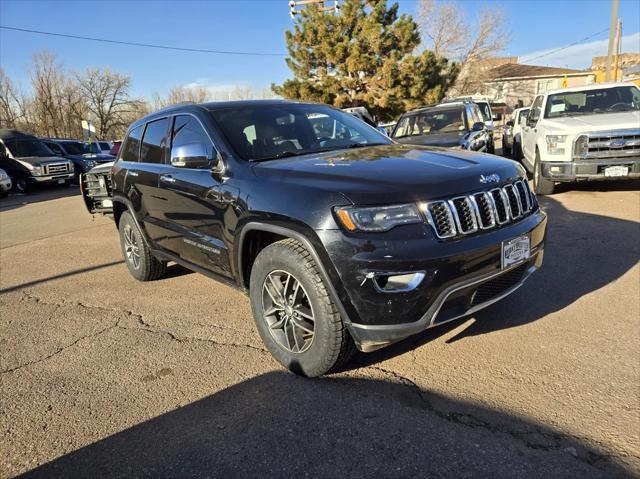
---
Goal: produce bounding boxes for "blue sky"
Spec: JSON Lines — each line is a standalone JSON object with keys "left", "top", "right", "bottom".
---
{"left": 1, "top": 0, "right": 639, "bottom": 99}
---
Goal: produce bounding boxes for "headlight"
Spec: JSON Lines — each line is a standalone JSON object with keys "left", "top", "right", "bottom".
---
{"left": 83, "top": 160, "right": 96, "bottom": 170}
{"left": 335, "top": 204, "right": 422, "bottom": 232}
{"left": 574, "top": 135, "right": 588, "bottom": 157}
{"left": 545, "top": 135, "right": 567, "bottom": 155}
{"left": 31, "top": 166, "right": 43, "bottom": 176}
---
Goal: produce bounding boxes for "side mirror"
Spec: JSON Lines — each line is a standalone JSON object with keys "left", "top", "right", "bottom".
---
{"left": 472, "top": 122, "right": 485, "bottom": 132}
{"left": 506, "top": 120, "right": 514, "bottom": 127}
{"left": 170, "top": 143, "right": 211, "bottom": 168}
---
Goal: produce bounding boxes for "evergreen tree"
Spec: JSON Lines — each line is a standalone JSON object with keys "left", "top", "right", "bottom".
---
{"left": 273, "top": 0, "right": 459, "bottom": 121}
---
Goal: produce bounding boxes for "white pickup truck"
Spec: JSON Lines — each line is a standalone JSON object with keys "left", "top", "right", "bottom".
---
{"left": 520, "top": 82, "right": 640, "bottom": 194}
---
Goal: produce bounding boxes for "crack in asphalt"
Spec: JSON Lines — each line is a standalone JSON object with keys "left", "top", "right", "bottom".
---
{"left": 3, "top": 293, "right": 621, "bottom": 472}
{"left": 366, "top": 365, "right": 616, "bottom": 471}
{"left": 0, "top": 292, "right": 267, "bottom": 374}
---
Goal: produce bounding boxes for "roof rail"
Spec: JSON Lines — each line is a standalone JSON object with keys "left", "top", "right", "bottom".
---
{"left": 153, "top": 101, "right": 198, "bottom": 114}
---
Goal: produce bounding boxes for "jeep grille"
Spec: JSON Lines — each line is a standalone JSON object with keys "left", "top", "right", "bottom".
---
{"left": 425, "top": 179, "right": 536, "bottom": 239}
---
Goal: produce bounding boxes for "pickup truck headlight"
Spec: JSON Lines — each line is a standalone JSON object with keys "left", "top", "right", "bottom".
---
{"left": 31, "top": 166, "right": 43, "bottom": 176}
{"left": 545, "top": 135, "right": 567, "bottom": 155}
{"left": 335, "top": 204, "right": 422, "bottom": 232}
{"left": 574, "top": 135, "right": 588, "bottom": 157}
{"left": 83, "top": 160, "right": 95, "bottom": 170}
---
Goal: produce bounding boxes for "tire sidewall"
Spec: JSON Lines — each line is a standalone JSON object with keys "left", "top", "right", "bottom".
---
{"left": 119, "top": 212, "right": 147, "bottom": 280}
{"left": 249, "top": 243, "right": 338, "bottom": 376}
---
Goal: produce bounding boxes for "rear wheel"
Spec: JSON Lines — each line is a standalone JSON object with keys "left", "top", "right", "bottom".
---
{"left": 249, "top": 239, "right": 355, "bottom": 377}
{"left": 502, "top": 139, "right": 511, "bottom": 157}
{"left": 513, "top": 139, "right": 522, "bottom": 161}
{"left": 487, "top": 138, "right": 495, "bottom": 154}
{"left": 533, "top": 149, "right": 556, "bottom": 195}
{"left": 118, "top": 211, "right": 167, "bottom": 281}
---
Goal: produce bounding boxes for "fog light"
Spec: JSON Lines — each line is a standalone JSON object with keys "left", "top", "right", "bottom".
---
{"left": 373, "top": 272, "right": 425, "bottom": 293}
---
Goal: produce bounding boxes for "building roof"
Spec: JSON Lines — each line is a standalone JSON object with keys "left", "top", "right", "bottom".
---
{"left": 487, "top": 63, "right": 586, "bottom": 80}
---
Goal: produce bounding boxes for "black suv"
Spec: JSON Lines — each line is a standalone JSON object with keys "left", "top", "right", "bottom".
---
{"left": 82, "top": 100, "right": 547, "bottom": 377}
{"left": 391, "top": 102, "right": 491, "bottom": 152}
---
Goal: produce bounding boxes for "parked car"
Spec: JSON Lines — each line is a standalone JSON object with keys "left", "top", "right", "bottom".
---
{"left": 82, "top": 100, "right": 546, "bottom": 377}
{"left": 390, "top": 101, "right": 491, "bottom": 151}
{"left": 81, "top": 161, "right": 114, "bottom": 213}
{"left": 377, "top": 122, "right": 397, "bottom": 137}
{"left": 342, "top": 106, "right": 377, "bottom": 127}
{"left": 502, "top": 107, "right": 530, "bottom": 159}
{"left": 444, "top": 95, "right": 496, "bottom": 153}
{"left": 0, "top": 129, "right": 75, "bottom": 193}
{"left": 110, "top": 140, "right": 122, "bottom": 156}
{"left": 42, "top": 139, "right": 115, "bottom": 181}
{"left": 520, "top": 82, "right": 640, "bottom": 194}
{"left": 0, "top": 167, "right": 12, "bottom": 197}
{"left": 98, "top": 140, "right": 112, "bottom": 153}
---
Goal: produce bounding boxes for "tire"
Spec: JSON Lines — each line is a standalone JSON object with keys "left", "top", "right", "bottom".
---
{"left": 118, "top": 211, "right": 167, "bottom": 281}
{"left": 487, "top": 139, "right": 495, "bottom": 154}
{"left": 249, "top": 238, "right": 355, "bottom": 377}
{"left": 533, "top": 149, "right": 556, "bottom": 195}
{"left": 513, "top": 140, "right": 522, "bottom": 162}
{"left": 12, "top": 175, "right": 29, "bottom": 194}
{"left": 503, "top": 141, "right": 511, "bottom": 157}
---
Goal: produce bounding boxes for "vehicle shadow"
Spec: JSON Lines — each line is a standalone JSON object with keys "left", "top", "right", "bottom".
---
{"left": 351, "top": 193, "right": 639, "bottom": 364}
{"left": 18, "top": 372, "right": 632, "bottom": 478}
{"left": 0, "top": 184, "right": 80, "bottom": 212}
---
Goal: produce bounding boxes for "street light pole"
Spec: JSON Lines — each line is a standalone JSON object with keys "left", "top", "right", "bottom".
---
{"left": 604, "top": 0, "right": 619, "bottom": 82}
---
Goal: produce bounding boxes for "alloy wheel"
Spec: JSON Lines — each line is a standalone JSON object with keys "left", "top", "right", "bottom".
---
{"left": 261, "top": 270, "right": 315, "bottom": 354}
{"left": 123, "top": 224, "right": 141, "bottom": 269}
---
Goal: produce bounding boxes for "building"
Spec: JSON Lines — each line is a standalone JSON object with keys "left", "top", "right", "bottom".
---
{"left": 480, "top": 63, "right": 596, "bottom": 110}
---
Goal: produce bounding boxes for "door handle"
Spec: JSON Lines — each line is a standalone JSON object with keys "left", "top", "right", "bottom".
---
{"left": 128, "top": 170, "right": 139, "bottom": 177}
{"left": 160, "top": 175, "right": 176, "bottom": 183}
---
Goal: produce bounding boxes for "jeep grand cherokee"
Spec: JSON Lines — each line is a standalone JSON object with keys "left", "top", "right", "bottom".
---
{"left": 83, "top": 100, "right": 547, "bottom": 377}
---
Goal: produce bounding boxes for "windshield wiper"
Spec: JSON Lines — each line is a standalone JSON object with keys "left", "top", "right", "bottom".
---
{"left": 250, "top": 150, "right": 302, "bottom": 162}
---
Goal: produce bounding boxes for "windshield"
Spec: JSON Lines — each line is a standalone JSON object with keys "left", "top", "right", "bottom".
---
{"left": 476, "top": 102, "right": 492, "bottom": 122}
{"left": 83, "top": 142, "right": 101, "bottom": 154}
{"left": 5, "top": 139, "right": 53, "bottom": 158}
{"left": 392, "top": 108, "right": 466, "bottom": 138}
{"left": 545, "top": 86, "right": 640, "bottom": 118}
{"left": 517, "top": 109, "right": 529, "bottom": 123}
{"left": 60, "top": 141, "right": 86, "bottom": 155}
{"left": 209, "top": 104, "right": 390, "bottom": 161}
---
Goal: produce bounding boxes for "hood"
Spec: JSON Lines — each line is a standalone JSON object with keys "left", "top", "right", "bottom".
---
{"left": 87, "top": 161, "right": 114, "bottom": 174}
{"left": 15, "top": 156, "right": 69, "bottom": 166}
{"left": 252, "top": 144, "right": 522, "bottom": 204}
{"left": 543, "top": 111, "right": 640, "bottom": 132}
{"left": 81, "top": 153, "right": 115, "bottom": 161}
{"left": 394, "top": 132, "right": 463, "bottom": 148}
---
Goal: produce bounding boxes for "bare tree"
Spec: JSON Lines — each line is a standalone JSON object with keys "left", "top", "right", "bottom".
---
{"left": 76, "top": 68, "right": 144, "bottom": 139}
{"left": 417, "top": 0, "right": 509, "bottom": 95}
{"left": 0, "top": 69, "right": 28, "bottom": 128}
{"left": 152, "top": 84, "right": 211, "bottom": 110}
{"left": 29, "top": 51, "right": 69, "bottom": 137}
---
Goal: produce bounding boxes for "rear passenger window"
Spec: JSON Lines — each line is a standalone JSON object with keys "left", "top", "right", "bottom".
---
{"left": 140, "top": 118, "right": 170, "bottom": 164}
{"left": 120, "top": 125, "right": 143, "bottom": 162}
{"left": 171, "top": 115, "right": 215, "bottom": 160}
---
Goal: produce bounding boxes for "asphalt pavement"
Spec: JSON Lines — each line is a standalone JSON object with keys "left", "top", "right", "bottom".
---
{"left": 1, "top": 178, "right": 639, "bottom": 478}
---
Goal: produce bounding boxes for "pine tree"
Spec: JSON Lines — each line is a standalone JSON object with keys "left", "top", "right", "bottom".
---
{"left": 272, "top": 0, "right": 459, "bottom": 121}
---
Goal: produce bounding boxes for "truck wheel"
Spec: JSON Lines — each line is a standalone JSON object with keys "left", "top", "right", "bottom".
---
{"left": 513, "top": 140, "right": 521, "bottom": 161}
{"left": 503, "top": 141, "right": 511, "bottom": 157}
{"left": 487, "top": 139, "right": 495, "bottom": 154}
{"left": 533, "top": 150, "right": 556, "bottom": 195}
{"left": 118, "top": 211, "right": 167, "bottom": 281}
{"left": 250, "top": 238, "right": 355, "bottom": 377}
{"left": 12, "top": 175, "right": 29, "bottom": 194}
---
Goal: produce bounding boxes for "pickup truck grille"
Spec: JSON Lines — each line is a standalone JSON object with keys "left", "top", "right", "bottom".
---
{"left": 425, "top": 179, "right": 536, "bottom": 239}
{"left": 584, "top": 130, "right": 640, "bottom": 159}
{"left": 43, "top": 163, "right": 71, "bottom": 175}
{"left": 82, "top": 172, "right": 112, "bottom": 198}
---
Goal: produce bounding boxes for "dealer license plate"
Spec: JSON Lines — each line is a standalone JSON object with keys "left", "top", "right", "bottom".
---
{"left": 502, "top": 236, "right": 530, "bottom": 269}
{"left": 604, "top": 166, "right": 628, "bottom": 177}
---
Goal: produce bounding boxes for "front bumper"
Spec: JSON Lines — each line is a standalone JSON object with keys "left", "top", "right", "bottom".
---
{"left": 0, "top": 177, "right": 11, "bottom": 192}
{"left": 541, "top": 158, "right": 640, "bottom": 182}
{"left": 318, "top": 210, "right": 547, "bottom": 352}
{"left": 32, "top": 172, "right": 75, "bottom": 183}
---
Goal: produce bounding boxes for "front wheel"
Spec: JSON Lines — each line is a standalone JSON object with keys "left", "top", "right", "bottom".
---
{"left": 249, "top": 239, "right": 355, "bottom": 377}
{"left": 487, "top": 138, "right": 495, "bottom": 154}
{"left": 502, "top": 140, "right": 511, "bottom": 157}
{"left": 118, "top": 211, "right": 167, "bottom": 281}
{"left": 533, "top": 150, "right": 556, "bottom": 195}
{"left": 12, "top": 175, "right": 29, "bottom": 194}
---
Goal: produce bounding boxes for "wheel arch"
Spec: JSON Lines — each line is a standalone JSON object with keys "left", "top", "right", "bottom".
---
{"left": 236, "top": 222, "right": 354, "bottom": 326}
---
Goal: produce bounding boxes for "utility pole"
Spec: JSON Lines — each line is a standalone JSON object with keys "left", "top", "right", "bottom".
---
{"left": 614, "top": 18, "right": 622, "bottom": 82}
{"left": 604, "top": 0, "right": 619, "bottom": 82}
{"left": 289, "top": 0, "right": 339, "bottom": 19}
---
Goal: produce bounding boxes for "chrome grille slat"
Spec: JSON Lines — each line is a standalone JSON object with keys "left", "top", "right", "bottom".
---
{"left": 43, "top": 163, "right": 70, "bottom": 175}
{"left": 583, "top": 130, "right": 640, "bottom": 159}
{"left": 425, "top": 179, "right": 537, "bottom": 240}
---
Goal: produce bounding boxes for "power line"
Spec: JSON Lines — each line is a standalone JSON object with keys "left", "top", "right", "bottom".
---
{"left": 0, "top": 25, "right": 288, "bottom": 57}
{"left": 520, "top": 28, "right": 610, "bottom": 64}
